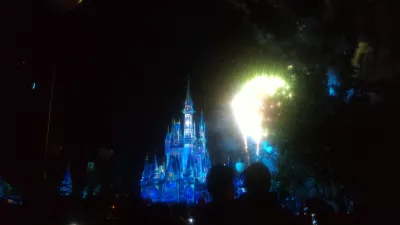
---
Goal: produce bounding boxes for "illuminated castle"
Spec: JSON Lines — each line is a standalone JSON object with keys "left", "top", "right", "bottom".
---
{"left": 140, "top": 82, "right": 211, "bottom": 203}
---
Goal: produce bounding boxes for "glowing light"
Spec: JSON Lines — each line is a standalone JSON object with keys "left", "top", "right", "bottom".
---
{"left": 327, "top": 69, "right": 340, "bottom": 96}
{"left": 231, "top": 75, "right": 289, "bottom": 156}
{"left": 235, "top": 161, "right": 246, "bottom": 173}
{"left": 345, "top": 88, "right": 355, "bottom": 103}
{"left": 288, "top": 65, "right": 294, "bottom": 70}
{"left": 32, "top": 82, "right": 36, "bottom": 90}
{"left": 188, "top": 217, "right": 194, "bottom": 224}
{"left": 311, "top": 213, "right": 317, "bottom": 225}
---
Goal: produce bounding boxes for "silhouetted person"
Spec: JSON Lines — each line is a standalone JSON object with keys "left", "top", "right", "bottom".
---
{"left": 207, "top": 165, "right": 235, "bottom": 202}
{"left": 198, "top": 192, "right": 206, "bottom": 207}
{"left": 238, "top": 163, "right": 287, "bottom": 225}
{"left": 199, "top": 165, "right": 237, "bottom": 225}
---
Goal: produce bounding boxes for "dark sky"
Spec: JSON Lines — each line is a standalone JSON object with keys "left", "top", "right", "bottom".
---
{"left": 4, "top": 0, "right": 398, "bottom": 196}
{"left": 3, "top": 0, "right": 253, "bottom": 192}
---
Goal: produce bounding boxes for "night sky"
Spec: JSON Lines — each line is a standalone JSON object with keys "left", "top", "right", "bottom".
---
{"left": 3, "top": 0, "right": 399, "bottom": 199}
{"left": 3, "top": 0, "right": 254, "bottom": 194}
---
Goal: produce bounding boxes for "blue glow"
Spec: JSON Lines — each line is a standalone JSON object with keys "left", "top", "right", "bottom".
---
{"left": 327, "top": 69, "right": 340, "bottom": 96}
{"left": 82, "top": 190, "right": 88, "bottom": 199}
{"left": 260, "top": 140, "right": 279, "bottom": 174}
{"left": 311, "top": 213, "right": 318, "bottom": 225}
{"left": 141, "top": 83, "right": 210, "bottom": 203}
{"left": 32, "top": 81, "right": 36, "bottom": 90}
{"left": 345, "top": 88, "right": 355, "bottom": 103}
{"left": 262, "top": 141, "right": 274, "bottom": 153}
{"left": 60, "top": 164, "right": 72, "bottom": 196}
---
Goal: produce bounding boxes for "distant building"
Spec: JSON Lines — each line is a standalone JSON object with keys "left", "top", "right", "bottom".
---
{"left": 59, "top": 163, "right": 72, "bottom": 196}
{"left": 0, "top": 177, "right": 22, "bottom": 205}
{"left": 140, "top": 82, "right": 211, "bottom": 204}
{"left": 82, "top": 161, "right": 101, "bottom": 199}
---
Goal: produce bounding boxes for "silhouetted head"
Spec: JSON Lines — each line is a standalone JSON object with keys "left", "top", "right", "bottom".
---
{"left": 206, "top": 165, "right": 235, "bottom": 201}
{"left": 244, "top": 163, "right": 271, "bottom": 196}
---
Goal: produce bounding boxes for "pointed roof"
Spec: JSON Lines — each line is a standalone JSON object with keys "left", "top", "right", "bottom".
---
{"left": 153, "top": 154, "right": 158, "bottom": 169}
{"left": 193, "top": 120, "right": 196, "bottom": 137}
{"left": 65, "top": 162, "right": 72, "bottom": 182}
{"left": 183, "top": 81, "right": 195, "bottom": 114}
{"left": 165, "top": 126, "right": 170, "bottom": 141}
{"left": 200, "top": 110, "right": 204, "bottom": 126}
{"left": 227, "top": 156, "right": 233, "bottom": 168}
{"left": 152, "top": 154, "right": 160, "bottom": 179}
{"left": 185, "top": 80, "right": 193, "bottom": 107}
{"left": 142, "top": 155, "right": 149, "bottom": 177}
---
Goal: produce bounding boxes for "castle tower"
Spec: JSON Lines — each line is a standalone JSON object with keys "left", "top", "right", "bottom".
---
{"left": 153, "top": 154, "right": 160, "bottom": 180}
{"left": 141, "top": 79, "right": 210, "bottom": 203}
{"left": 199, "top": 111, "right": 206, "bottom": 149}
{"left": 141, "top": 155, "right": 149, "bottom": 179}
{"left": 60, "top": 162, "right": 72, "bottom": 196}
{"left": 182, "top": 81, "right": 195, "bottom": 174}
{"left": 183, "top": 81, "right": 195, "bottom": 139}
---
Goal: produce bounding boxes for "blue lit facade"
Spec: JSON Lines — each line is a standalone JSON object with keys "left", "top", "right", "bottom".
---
{"left": 230, "top": 140, "right": 280, "bottom": 197}
{"left": 81, "top": 162, "right": 101, "bottom": 199}
{"left": 327, "top": 68, "right": 340, "bottom": 97}
{"left": 141, "top": 82, "right": 211, "bottom": 204}
{"left": 60, "top": 163, "right": 72, "bottom": 196}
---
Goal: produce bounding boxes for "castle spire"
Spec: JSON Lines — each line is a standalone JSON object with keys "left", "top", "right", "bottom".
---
{"left": 200, "top": 110, "right": 204, "bottom": 125}
{"left": 185, "top": 80, "right": 193, "bottom": 107}
{"left": 142, "top": 155, "right": 149, "bottom": 178}
{"left": 154, "top": 153, "right": 158, "bottom": 169}
{"left": 227, "top": 156, "right": 233, "bottom": 168}
{"left": 165, "top": 126, "right": 170, "bottom": 141}
{"left": 183, "top": 81, "right": 195, "bottom": 114}
{"left": 153, "top": 153, "right": 160, "bottom": 179}
{"left": 194, "top": 120, "right": 196, "bottom": 138}
{"left": 60, "top": 162, "right": 72, "bottom": 196}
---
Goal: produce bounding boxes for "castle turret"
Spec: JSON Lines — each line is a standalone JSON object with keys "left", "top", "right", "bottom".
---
{"left": 141, "top": 155, "right": 149, "bottom": 179}
{"left": 227, "top": 156, "right": 233, "bottom": 168}
{"left": 194, "top": 121, "right": 197, "bottom": 139}
{"left": 153, "top": 154, "right": 159, "bottom": 179}
{"left": 165, "top": 126, "right": 170, "bottom": 142}
{"left": 199, "top": 111, "right": 206, "bottom": 149}
{"left": 183, "top": 81, "right": 195, "bottom": 139}
{"left": 60, "top": 162, "right": 72, "bottom": 196}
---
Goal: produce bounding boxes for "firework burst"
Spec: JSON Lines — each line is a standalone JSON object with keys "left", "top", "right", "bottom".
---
{"left": 231, "top": 75, "right": 291, "bottom": 156}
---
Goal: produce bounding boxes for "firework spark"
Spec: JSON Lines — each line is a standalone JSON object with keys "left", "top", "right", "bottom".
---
{"left": 231, "top": 75, "right": 289, "bottom": 156}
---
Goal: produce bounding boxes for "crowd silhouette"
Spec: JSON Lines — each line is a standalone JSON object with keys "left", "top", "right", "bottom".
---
{"left": 0, "top": 163, "right": 364, "bottom": 225}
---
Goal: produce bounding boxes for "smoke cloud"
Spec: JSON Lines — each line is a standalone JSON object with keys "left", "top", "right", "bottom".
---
{"left": 206, "top": 107, "right": 245, "bottom": 163}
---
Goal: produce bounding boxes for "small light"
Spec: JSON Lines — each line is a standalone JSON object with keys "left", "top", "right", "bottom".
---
{"left": 111, "top": 205, "right": 116, "bottom": 209}
{"left": 32, "top": 82, "right": 36, "bottom": 90}
{"left": 188, "top": 217, "right": 194, "bottom": 224}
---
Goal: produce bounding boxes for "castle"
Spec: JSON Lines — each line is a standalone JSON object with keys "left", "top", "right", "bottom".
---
{"left": 140, "top": 82, "right": 211, "bottom": 203}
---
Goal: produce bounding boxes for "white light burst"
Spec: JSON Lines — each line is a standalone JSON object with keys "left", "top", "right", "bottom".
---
{"left": 231, "top": 75, "right": 289, "bottom": 156}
